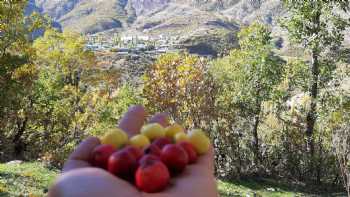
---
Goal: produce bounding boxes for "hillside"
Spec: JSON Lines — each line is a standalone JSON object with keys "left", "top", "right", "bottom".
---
{"left": 21, "top": 0, "right": 286, "bottom": 57}
{"left": 130, "top": 3, "right": 239, "bottom": 56}
{"left": 28, "top": 0, "right": 136, "bottom": 34}
{"left": 28, "top": 0, "right": 282, "bottom": 33}
{"left": 26, "top": 0, "right": 349, "bottom": 55}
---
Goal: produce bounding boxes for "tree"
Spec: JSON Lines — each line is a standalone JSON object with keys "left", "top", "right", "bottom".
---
{"left": 30, "top": 29, "right": 139, "bottom": 165}
{"left": 0, "top": 0, "right": 45, "bottom": 159}
{"left": 332, "top": 103, "right": 350, "bottom": 196}
{"left": 91, "top": 83, "right": 144, "bottom": 136}
{"left": 143, "top": 53, "right": 217, "bottom": 127}
{"left": 28, "top": 29, "right": 97, "bottom": 164}
{"left": 211, "top": 22, "right": 284, "bottom": 166}
{"left": 320, "top": 63, "right": 350, "bottom": 193}
{"left": 282, "top": 0, "right": 350, "bottom": 175}
{"left": 112, "top": 34, "right": 122, "bottom": 47}
{"left": 333, "top": 120, "right": 350, "bottom": 196}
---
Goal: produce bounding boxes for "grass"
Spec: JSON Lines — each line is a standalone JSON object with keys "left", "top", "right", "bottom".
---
{"left": 218, "top": 179, "right": 347, "bottom": 197}
{"left": 218, "top": 179, "right": 302, "bottom": 197}
{"left": 0, "top": 162, "right": 58, "bottom": 197}
{"left": 0, "top": 162, "right": 347, "bottom": 197}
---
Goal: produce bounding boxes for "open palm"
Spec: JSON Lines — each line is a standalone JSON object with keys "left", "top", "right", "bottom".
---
{"left": 49, "top": 106, "right": 218, "bottom": 197}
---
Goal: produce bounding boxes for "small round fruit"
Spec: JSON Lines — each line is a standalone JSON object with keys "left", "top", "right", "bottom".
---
{"left": 178, "top": 141, "right": 197, "bottom": 164}
{"left": 108, "top": 151, "right": 137, "bottom": 179}
{"left": 187, "top": 129, "right": 210, "bottom": 155}
{"left": 152, "top": 137, "right": 172, "bottom": 149}
{"left": 161, "top": 144, "right": 189, "bottom": 173}
{"left": 144, "top": 144, "right": 161, "bottom": 157}
{"left": 129, "top": 134, "right": 150, "bottom": 149}
{"left": 141, "top": 123, "right": 165, "bottom": 141}
{"left": 123, "top": 146, "right": 143, "bottom": 161}
{"left": 139, "top": 155, "right": 160, "bottom": 165}
{"left": 100, "top": 128, "right": 128, "bottom": 149}
{"left": 174, "top": 132, "right": 189, "bottom": 143}
{"left": 135, "top": 160, "right": 170, "bottom": 193}
{"left": 165, "top": 123, "right": 185, "bottom": 138}
{"left": 91, "top": 144, "right": 116, "bottom": 169}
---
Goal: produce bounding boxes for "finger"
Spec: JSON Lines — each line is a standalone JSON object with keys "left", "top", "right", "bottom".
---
{"left": 63, "top": 137, "right": 100, "bottom": 172}
{"left": 119, "top": 105, "right": 147, "bottom": 137}
{"left": 68, "top": 137, "right": 101, "bottom": 161}
{"left": 63, "top": 160, "right": 92, "bottom": 173}
{"left": 196, "top": 145, "right": 215, "bottom": 171}
{"left": 49, "top": 168, "right": 140, "bottom": 197}
{"left": 149, "top": 112, "right": 170, "bottom": 127}
{"left": 177, "top": 145, "right": 214, "bottom": 176}
{"left": 168, "top": 146, "right": 215, "bottom": 187}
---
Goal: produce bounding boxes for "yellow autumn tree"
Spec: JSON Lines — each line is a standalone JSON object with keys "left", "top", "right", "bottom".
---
{"left": 143, "top": 53, "right": 217, "bottom": 128}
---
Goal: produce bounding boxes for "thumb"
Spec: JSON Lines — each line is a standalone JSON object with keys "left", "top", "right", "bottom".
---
{"left": 63, "top": 137, "right": 100, "bottom": 172}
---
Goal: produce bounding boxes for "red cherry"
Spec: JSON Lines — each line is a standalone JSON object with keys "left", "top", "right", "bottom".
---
{"left": 178, "top": 141, "right": 198, "bottom": 164}
{"left": 139, "top": 154, "right": 160, "bottom": 165}
{"left": 123, "top": 146, "right": 143, "bottom": 161}
{"left": 135, "top": 160, "right": 170, "bottom": 193}
{"left": 108, "top": 150, "right": 137, "bottom": 179}
{"left": 152, "top": 137, "right": 172, "bottom": 149}
{"left": 144, "top": 144, "right": 161, "bottom": 156}
{"left": 161, "top": 144, "right": 189, "bottom": 173}
{"left": 91, "top": 144, "right": 116, "bottom": 169}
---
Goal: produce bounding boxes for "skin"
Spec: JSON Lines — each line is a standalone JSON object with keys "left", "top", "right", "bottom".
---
{"left": 49, "top": 105, "right": 218, "bottom": 197}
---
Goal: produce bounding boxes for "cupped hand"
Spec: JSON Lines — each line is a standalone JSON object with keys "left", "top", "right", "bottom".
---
{"left": 49, "top": 106, "right": 218, "bottom": 197}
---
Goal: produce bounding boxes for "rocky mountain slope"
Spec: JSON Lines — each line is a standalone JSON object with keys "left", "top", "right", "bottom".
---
{"left": 26, "top": 0, "right": 349, "bottom": 55}
{"left": 28, "top": 0, "right": 136, "bottom": 34}
{"left": 27, "top": 0, "right": 283, "bottom": 34}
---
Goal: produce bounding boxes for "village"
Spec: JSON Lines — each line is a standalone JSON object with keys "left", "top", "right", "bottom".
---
{"left": 85, "top": 33, "right": 183, "bottom": 55}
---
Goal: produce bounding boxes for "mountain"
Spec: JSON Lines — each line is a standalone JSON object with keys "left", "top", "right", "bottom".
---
{"left": 28, "top": 0, "right": 135, "bottom": 34}
{"left": 27, "top": 0, "right": 283, "bottom": 34}
{"left": 128, "top": 3, "right": 240, "bottom": 56}
{"left": 26, "top": 0, "right": 349, "bottom": 56}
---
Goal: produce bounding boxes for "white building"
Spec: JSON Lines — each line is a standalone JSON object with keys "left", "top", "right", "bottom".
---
{"left": 121, "top": 36, "right": 133, "bottom": 42}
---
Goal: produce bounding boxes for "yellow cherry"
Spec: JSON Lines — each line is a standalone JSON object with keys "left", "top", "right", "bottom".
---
{"left": 129, "top": 134, "right": 151, "bottom": 148}
{"left": 174, "top": 132, "right": 189, "bottom": 143}
{"left": 165, "top": 123, "right": 185, "bottom": 138}
{"left": 141, "top": 123, "right": 165, "bottom": 141}
{"left": 100, "top": 128, "right": 128, "bottom": 149}
{"left": 187, "top": 129, "right": 210, "bottom": 155}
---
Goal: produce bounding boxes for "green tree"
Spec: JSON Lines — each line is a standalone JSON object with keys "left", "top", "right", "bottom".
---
{"left": 282, "top": 0, "right": 350, "bottom": 174}
{"left": 331, "top": 100, "right": 350, "bottom": 195}
{"left": 0, "top": 0, "right": 45, "bottom": 159}
{"left": 91, "top": 83, "right": 144, "bottom": 136}
{"left": 28, "top": 29, "right": 96, "bottom": 164}
{"left": 211, "top": 22, "right": 284, "bottom": 165}
{"left": 112, "top": 34, "right": 122, "bottom": 47}
{"left": 319, "top": 63, "right": 350, "bottom": 192}
{"left": 30, "top": 29, "right": 139, "bottom": 165}
{"left": 264, "top": 59, "right": 316, "bottom": 181}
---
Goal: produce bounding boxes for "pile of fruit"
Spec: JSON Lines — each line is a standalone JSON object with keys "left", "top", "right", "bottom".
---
{"left": 90, "top": 123, "right": 211, "bottom": 193}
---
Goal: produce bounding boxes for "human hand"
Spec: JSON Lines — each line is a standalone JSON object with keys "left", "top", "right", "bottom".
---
{"left": 48, "top": 105, "right": 218, "bottom": 197}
